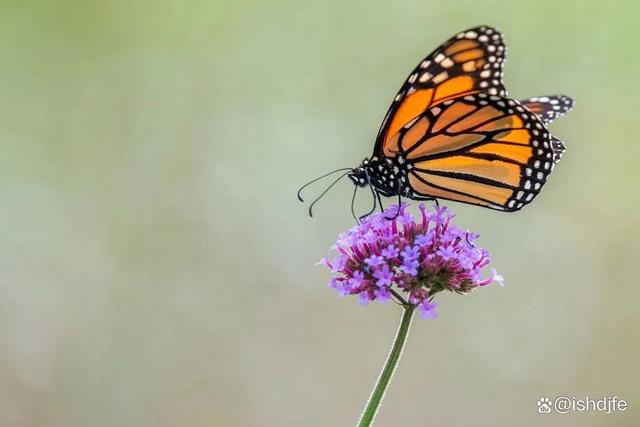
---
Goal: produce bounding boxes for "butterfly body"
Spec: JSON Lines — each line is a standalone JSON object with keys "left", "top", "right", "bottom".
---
{"left": 299, "top": 26, "right": 574, "bottom": 217}
{"left": 349, "top": 156, "right": 410, "bottom": 198}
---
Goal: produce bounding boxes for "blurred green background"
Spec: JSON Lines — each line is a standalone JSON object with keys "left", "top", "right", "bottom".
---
{"left": 1, "top": 0, "right": 638, "bottom": 426}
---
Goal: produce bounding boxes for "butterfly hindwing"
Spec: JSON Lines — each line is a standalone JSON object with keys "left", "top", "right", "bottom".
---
{"left": 520, "top": 95, "right": 574, "bottom": 125}
{"left": 375, "top": 26, "right": 508, "bottom": 158}
{"left": 391, "top": 94, "right": 560, "bottom": 211}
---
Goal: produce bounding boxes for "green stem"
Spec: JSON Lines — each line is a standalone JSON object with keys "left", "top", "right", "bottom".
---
{"left": 358, "top": 305, "right": 415, "bottom": 427}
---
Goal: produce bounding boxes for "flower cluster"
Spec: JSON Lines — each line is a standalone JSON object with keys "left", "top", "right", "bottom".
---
{"left": 318, "top": 203, "right": 503, "bottom": 319}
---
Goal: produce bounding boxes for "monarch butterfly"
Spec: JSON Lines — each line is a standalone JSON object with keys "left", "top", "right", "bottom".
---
{"left": 298, "top": 25, "right": 573, "bottom": 218}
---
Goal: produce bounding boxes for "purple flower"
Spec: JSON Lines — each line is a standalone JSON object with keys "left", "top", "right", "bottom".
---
{"left": 400, "top": 258, "right": 419, "bottom": 276}
{"left": 374, "top": 287, "right": 392, "bottom": 304}
{"left": 381, "top": 245, "right": 399, "bottom": 258}
{"left": 436, "top": 246, "right": 457, "bottom": 261}
{"left": 318, "top": 203, "right": 502, "bottom": 319}
{"left": 414, "top": 233, "right": 431, "bottom": 247}
{"left": 373, "top": 264, "right": 393, "bottom": 287}
{"left": 365, "top": 255, "right": 385, "bottom": 267}
{"left": 400, "top": 245, "right": 420, "bottom": 261}
{"left": 418, "top": 301, "right": 438, "bottom": 319}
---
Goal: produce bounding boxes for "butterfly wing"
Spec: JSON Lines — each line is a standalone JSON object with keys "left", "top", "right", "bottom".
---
{"left": 520, "top": 95, "right": 574, "bottom": 125}
{"left": 391, "top": 93, "right": 563, "bottom": 211}
{"left": 375, "top": 26, "right": 508, "bottom": 158}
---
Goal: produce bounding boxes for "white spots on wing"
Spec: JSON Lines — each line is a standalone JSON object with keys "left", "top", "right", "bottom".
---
{"left": 420, "top": 60, "right": 431, "bottom": 69}
{"left": 524, "top": 180, "right": 532, "bottom": 190}
{"left": 480, "top": 70, "right": 491, "bottom": 78}
{"left": 465, "top": 31, "right": 478, "bottom": 39}
{"left": 432, "top": 71, "right": 448, "bottom": 83}
{"left": 431, "top": 106, "right": 441, "bottom": 116}
{"left": 525, "top": 193, "right": 534, "bottom": 202}
{"left": 441, "top": 57, "right": 454, "bottom": 68}
{"left": 418, "top": 72, "right": 432, "bottom": 83}
{"left": 434, "top": 53, "right": 445, "bottom": 63}
{"left": 408, "top": 73, "right": 418, "bottom": 84}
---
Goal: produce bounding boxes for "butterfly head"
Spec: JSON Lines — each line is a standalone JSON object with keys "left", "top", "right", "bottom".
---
{"left": 348, "top": 159, "right": 371, "bottom": 188}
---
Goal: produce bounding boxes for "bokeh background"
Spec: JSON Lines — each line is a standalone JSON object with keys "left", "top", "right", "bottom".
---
{"left": 1, "top": 1, "right": 639, "bottom": 426}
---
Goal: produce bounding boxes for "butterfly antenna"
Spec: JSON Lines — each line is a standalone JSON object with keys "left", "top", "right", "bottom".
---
{"left": 307, "top": 171, "right": 351, "bottom": 217}
{"left": 297, "top": 168, "right": 353, "bottom": 202}
{"left": 350, "top": 185, "right": 359, "bottom": 224}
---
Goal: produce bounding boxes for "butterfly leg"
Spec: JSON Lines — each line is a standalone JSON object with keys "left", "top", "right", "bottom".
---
{"left": 383, "top": 183, "right": 404, "bottom": 220}
{"left": 377, "top": 192, "right": 385, "bottom": 213}
{"left": 358, "top": 185, "right": 378, "bottom": 221}
{"left": 464, "top": 231, "right": 476, "bottom": 248}
{"left": 350, "top": 186, "right": 360, "bottom": 224}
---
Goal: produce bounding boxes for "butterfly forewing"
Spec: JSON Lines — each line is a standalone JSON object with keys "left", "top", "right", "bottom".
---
{"left": 394, "top": 94, "right": 560, "bottom": 211}
{"left": 375, "top": 26, "right": 508, "bottom": 158}
{"left": 520, "top": 95, "right": 574, "bottom": 125}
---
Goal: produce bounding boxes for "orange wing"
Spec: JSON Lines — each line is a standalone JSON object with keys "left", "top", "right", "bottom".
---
{"left": 391, "top": 93, "right": 564, "bottom": 211}
{"left": 374, "top": 26, "right": 508, "bottom": 158}
{"left": 520, "top": 95, "right": 574, "bottom": 125}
